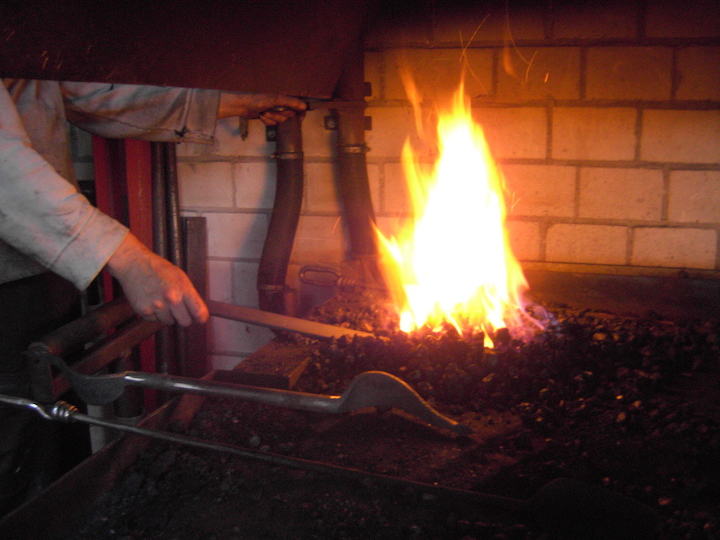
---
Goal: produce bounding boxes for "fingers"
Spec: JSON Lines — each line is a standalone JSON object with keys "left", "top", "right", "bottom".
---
{"left": 259, "top": 109, "right": 298, "bottom": 126}
{"left": 108, "top": 233, "right": 209, "bottom": 328}
{"left": 168, "top": 300, "right": 193, "bottom": 327}
{"left": 184, "top": 290, "right": 210, "bottom": 324}
{"left": 266, "top": 95, "right": 307, "bottom": 114}
{"left": 259, "top": 100, "right": 307, "bottom": 125}
{"left": 139, "top": 289, "right": 208, "bottom": 327}
{"left": 169, "top": 289, "right": 209, "bottom": 327}
{"left": 154, "top": 304, "right": 177, "bottom": 326}
{"left": 219, "top": 92, "right": 307, "bottom": 122}
{"left": 138, "top": 295, "right": 208, "bottom": 327}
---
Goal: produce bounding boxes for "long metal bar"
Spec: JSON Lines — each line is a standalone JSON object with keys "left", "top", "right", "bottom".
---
{"left": 163, "top": 142, "right": 184, "bottom": 377}
{"left": 37, "top": 296, "right": 372, "bottom": 368}
{"left": 207, "top": 300, "right": 374, "bottom": 341}
{"left": 182, "top": 217, "right": 209, "bottom": 378}
{"left": 36, "top": 347, "right": 471, "bottom": 435}
{"left": 0, "top": 395, "right": 494, "bottom": 508}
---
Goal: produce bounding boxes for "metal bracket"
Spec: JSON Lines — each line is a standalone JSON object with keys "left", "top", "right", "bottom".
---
{"left": 266, "top": 125, "right": 278, "bottom": 142}
{"left": 323, "top": 111, "right": 372, "bottom": 131}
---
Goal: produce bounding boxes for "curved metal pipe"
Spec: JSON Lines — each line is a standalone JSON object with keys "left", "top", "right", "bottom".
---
{"left": 334, "top": 45, "right": 379, "bottom": 280}
{"left": 257, "top": 115, "right": 304, "bottom": 314}
{"left": 336, "top": 124, "right": 377, "bottom": 259}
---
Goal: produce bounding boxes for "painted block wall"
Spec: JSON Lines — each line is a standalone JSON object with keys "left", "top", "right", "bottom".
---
{"left": 365, "top": 0, "right": 720, "bottom": 279}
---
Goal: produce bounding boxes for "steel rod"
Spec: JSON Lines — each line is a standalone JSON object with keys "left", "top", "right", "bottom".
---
{"left": 123, "top": 371, "right": 341, "bottom": 413}
{"left": 0, "top": 395, "right": 504, "bottom": 510}
{"left": 207, "top": 300, "right": 374, "bottom": 341}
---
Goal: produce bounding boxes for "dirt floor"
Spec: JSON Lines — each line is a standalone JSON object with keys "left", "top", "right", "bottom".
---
{"left": 57, "top": 292, "right": 720, "bottom": 539}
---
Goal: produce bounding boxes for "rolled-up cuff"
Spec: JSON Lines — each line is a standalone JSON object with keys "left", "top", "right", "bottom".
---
{"left": 179, "top": 88, "right": 221, "bottom": 145}
{"left": 47, "top": 209, "right": 129, "bottom": 291}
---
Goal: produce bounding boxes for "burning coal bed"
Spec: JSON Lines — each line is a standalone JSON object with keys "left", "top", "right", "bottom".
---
{"left": 63, "top": 291, "right": 720, "bottom": 540}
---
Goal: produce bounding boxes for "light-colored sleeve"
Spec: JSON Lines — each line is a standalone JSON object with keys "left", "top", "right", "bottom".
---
{"left": 60, "top": 82, "right": 221, "bottom": 144}
{"left": 0, "top": 84, "right": 129, "bottom": 290}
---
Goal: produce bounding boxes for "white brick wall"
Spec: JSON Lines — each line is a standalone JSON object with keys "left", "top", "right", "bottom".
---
{"left": 632, "top": 228, "right": 717, "bottom": 269}
{"left": 578, "top": 169, "right": 664, "bottom": 221}
{"left": 641, "top": 111, "right": 720, "bottom": 164}
{"left": 585, "top": 47, "right": 673, "bottom": 101}
{"left": 553, "top": 0, "right": 638, "bottom": 40}
{"left": 503, "top": 165, "right": 576, "bottom": 218}
{"left": 546, "top": 224, "right": 628, "bottom": 265}
{"left": 475, "top": 108, "right": 547, "bottom": 160}
{"left": 676, "top": 47, "right": 720, "bottom": 100}
{"left": 669, "top": 171, "right": 720, "bottom": 223}
{"left": 552, "top": 108, "right": 636, "bottom": 161}
{"left": 363, "top": 0, "right": 720, "bottom": 285}
{"left": 497, "top": 47, "right": 581, "bottom": 101}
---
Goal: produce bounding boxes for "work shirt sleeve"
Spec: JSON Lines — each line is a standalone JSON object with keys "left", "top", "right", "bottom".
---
{"left": 0, "top": 84, "right": 128, "bottom": 290}
{"left": 60, "top": 82, "right": 221, "bottom": 144}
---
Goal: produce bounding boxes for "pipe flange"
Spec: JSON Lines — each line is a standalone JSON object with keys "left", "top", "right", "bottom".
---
{"left": 338, "top": 144, "right": 368, "bottom": 154}
{"left": 272, "top": 151, "right": 304, "bottom": 160}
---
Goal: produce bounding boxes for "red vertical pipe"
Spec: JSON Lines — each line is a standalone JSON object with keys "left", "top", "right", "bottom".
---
{"left": 123, "top": 139, "right": 158, "bottom": 410}
{"left": 124, "top": 140, "right": 154, "bottom": 249}
{"left": 91, "top": 136, "right": 126, "bottom": 303}
{"left": 92, "top": 136, "right": 158, "bottom": 411}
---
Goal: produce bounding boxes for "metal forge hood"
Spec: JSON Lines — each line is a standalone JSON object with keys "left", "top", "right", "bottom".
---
{"left": 0, "top": 0, "right": 377, "bottom": 97}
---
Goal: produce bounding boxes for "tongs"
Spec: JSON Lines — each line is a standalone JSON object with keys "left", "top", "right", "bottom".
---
{"left": 31, "top": 345, "right": 471, "bottom": 436}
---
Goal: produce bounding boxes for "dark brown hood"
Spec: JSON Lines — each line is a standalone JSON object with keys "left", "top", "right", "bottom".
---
{"left": 0, "top": 0, "right": 377, "bottom": 98}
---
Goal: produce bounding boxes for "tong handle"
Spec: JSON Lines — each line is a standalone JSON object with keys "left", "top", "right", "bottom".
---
{"left": 123, "top": 371, "right": 340, "bottom": 413}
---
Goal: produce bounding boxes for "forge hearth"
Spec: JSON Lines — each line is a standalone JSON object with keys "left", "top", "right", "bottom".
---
{"left": 5, "top": 277, "right": 714, "bottom": 540}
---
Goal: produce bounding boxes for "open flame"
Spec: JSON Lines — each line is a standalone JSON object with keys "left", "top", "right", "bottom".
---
{"left": 376, "top": 82, "right": 534, "bottom": 344}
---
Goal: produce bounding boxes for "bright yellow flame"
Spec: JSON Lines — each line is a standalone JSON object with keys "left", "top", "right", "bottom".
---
{"left": 377, "top": 83, "right": 530, "bottom": 343}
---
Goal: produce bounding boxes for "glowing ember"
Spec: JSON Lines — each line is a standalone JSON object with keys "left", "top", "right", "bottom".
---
{"left": 377, "top": 82, "right": 535, "bottom": 344}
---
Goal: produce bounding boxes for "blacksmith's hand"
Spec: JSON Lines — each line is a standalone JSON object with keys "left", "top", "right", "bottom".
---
{"left": 106, "top": 232, "right": 209, "bottom": 327}
{"left": 218, "top": 92, "right": 307, "bottom": 125}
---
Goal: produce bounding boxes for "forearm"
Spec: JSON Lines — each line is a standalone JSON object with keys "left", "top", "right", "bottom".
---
{"left": 0, "top": 128, "right": 128, "bottom": 290}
